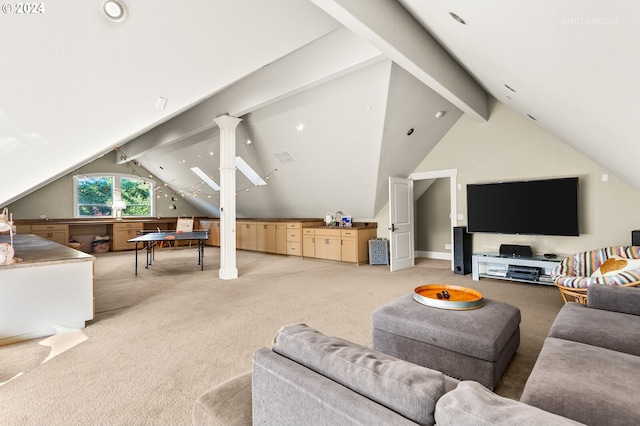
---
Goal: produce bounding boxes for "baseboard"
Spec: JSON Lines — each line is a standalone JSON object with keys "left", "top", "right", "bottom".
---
{"left": 415, "top": 250, "right": 451, "bottom": 260}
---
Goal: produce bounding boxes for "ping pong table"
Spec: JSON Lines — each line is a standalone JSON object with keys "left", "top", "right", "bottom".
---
{"left": 128, "top": 231, "right": 209, "bottom": 275}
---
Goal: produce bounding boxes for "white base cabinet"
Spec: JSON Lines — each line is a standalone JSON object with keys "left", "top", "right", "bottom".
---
{"left": 0, "top": 235, "right": 94, "bottom": 346}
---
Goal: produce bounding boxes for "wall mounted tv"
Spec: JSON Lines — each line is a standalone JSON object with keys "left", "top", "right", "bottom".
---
{"left": 466, "top": 177, "right": 579, "bottom": 236}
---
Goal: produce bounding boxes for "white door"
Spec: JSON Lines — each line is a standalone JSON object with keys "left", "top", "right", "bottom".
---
{"left": 389, "top": 177, "right": 414, "bottom": 271}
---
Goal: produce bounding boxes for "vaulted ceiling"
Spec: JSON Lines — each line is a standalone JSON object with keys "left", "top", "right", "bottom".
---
{"left": 3, "top": 1, "right": 639, "bottom": 219}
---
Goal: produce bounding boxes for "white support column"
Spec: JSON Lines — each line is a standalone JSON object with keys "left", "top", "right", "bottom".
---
{"left": 215, "top": 115, "right": 242, "bottom": 280}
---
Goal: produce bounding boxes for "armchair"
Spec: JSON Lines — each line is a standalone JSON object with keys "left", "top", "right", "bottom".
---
{"left": 552, "top": 246, "right": 640, "bottom": 304}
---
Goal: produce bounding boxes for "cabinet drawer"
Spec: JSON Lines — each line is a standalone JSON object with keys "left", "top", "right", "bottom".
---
{"left": 287, "top": 222, "right": 301, "bottom": 229}
{"left": 303, "top": 228, "right": 315, "bottom": 235}
{"left": 287, "top": 241, "right": 301, "bottom": 255}
{"left": 341, "top": 229, "right": 357, "bottom": 238}
{"left": 32, "top": 224, "right": 68, "bottom": 232}
{"left": 315, "top": 228, "right": 341, "bottom": 237}
{"left": 113, "top": 223, "right": 143, "bottom": 230}
{"left": 287, "top": 229, "right": 301, "bottom": 241}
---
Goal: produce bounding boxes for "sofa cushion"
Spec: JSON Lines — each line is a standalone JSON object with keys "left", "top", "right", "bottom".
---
{"left": 253, "top": 348, "right": 417, "bottom": 426}
{"left": 435, "top": 381, "right": 584, "bottom": 425}
{"left": 587, "top": 283, "right": 640, "bottom": 315}
{"left": 549, "top": 301, "right": 640, "bottom": 356}
{"left": 272, "top": 323, "right": 450, "bottom": 426}
{"left": 521, "top": 337, "right": 640, "bottom": 425}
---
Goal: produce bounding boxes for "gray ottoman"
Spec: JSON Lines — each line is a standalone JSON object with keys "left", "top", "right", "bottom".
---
{"left": 372, "top": 293, "right": 520, "bottom": 389}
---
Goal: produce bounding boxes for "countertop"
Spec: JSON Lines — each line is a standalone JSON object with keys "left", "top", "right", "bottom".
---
{"left": 309, "top": 224, "right": 378, "bottom": 230}
{"left": 14, "top": 217, "right": 182, "bottom": 226}
{"left": 0, "top": 234, "right": 94, "bottom": 270}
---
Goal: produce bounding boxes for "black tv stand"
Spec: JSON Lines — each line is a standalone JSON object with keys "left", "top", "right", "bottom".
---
{"left": 472, "top": 252, "right": 562, "bottom": 285}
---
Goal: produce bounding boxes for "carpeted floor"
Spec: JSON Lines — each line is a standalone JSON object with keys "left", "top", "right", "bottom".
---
{"left": 0, "top": 247, "right": 564, "bottom": 425}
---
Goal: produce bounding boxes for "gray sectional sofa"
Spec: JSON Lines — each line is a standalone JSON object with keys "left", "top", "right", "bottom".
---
{"left": 520, "top": 283, "right": 640, "bottom": 425}
{"left": 193, "top": 284, "right": 640, "bottom": 425}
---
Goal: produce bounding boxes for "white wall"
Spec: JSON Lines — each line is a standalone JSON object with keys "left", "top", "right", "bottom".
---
{"left": 412, "top": 98, "right": 640, "bottom": 256}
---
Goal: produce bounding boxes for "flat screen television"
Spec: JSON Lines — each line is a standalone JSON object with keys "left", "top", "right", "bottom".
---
{"left": 466, "top": 177, "right": 579, "bottom": 236}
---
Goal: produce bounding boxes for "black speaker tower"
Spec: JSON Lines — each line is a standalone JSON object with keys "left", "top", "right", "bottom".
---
{"left": 453, "top": 226, "right": 472, "bottom": 275}
{"left": 633, "top": 230, "right": 640, "bottom": 246}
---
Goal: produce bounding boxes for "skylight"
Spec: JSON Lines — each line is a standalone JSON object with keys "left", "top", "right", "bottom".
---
{"left": 235, "top": 156, "right": 267, "bottom": 186}
{"left": 190, "top": 167, "right": 220, "bottom": 191}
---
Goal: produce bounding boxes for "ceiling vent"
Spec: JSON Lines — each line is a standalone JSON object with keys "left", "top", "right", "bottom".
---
{"left": 274, "top": 149, "right": 296, "bottom": 164}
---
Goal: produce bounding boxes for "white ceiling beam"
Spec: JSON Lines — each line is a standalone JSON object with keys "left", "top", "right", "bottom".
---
{"left": 311, "top": 0, "right": 488, "bottom": 122}
{"left": 119, "top": 27, "right": 384, "bottom": 163}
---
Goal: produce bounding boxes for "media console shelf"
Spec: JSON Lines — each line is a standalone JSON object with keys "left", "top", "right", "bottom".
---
{"left": 472, "top": 252, "right": 562, "bottom": 285}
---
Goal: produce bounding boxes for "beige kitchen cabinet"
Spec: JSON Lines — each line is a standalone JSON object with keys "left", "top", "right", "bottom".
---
{"left": 344, "top": 228, "right": 378, "bottom": 264}
{"left": 286, "top": 222, "right": 302, "bottom": 256}
{"left": 198, "top": 219, "right": 220, "bottom": 246}
{"left": 302, "top": 228, "right": 316, "bottom": 258}
{"left": 314, "top": 228, "right": 342, "bottom": 261}
{"left": 111, "top": 222, "right": 143, "bottom": 251}
{"left": 237, "top": 221, "right": 257, "bottom": 251}
{"left": 31, "top": 224, "right": 69, "bottom": 246}
{"left": 209, "top": 221, "right": 220, "bottom": 246}
{"left": 275, "top": 223, "right": 287, "bottom": 254}
{"left": 256, "top": 222, "right": 276, "bottom": 253}
{"left": 341, "top": 229, "right": 357, "bottom": 263}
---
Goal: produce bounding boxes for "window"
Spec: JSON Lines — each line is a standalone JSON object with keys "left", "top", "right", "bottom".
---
{"left": 74, "top": 173, "right": 155, "bottom": 218}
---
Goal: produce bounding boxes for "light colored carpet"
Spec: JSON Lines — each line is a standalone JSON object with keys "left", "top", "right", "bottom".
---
{"left": 0, "top": 247, "right": 564, "bottom": 425}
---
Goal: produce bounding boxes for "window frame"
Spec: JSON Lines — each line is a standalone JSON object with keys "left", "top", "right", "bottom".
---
{"left": 73, "top": 172, "right": 155, "bottom": 218}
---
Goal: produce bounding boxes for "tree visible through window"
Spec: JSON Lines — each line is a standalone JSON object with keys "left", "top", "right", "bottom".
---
{"left": 121, "top": 177, "right": 151, "bottom": 216}
{"left": 74, "top": 174, "right": 154, "bottom": 218}
{"left": 77, "top": 176, "right": 114, "bottom": 216}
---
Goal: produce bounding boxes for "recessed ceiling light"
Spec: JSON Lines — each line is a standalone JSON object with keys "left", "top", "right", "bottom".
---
{"left": 296, "top": 123, "right": 305, "bottom": 132}
{"left": 449, "top": 12, "right": 466, "bottom": 25}
{"left": 527, "top": 114, "right": 537, "bottom": 121}
{"left": 103, "top": 0, "right": 127, "bottom": 22}
{"left": 407, "top": 128, "right": 415, "bottom": 136}
{"left": 435, "top": 111, "right": 445, "bottom": 119}
{"left": 155, "top": 97, "right": 167, "bottom": 110}
{"left": 504, "top": 84, "right": 516, "bottom": 93}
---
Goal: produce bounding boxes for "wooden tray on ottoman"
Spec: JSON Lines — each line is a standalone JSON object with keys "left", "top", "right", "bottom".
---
{"left": 413, "top": 284, "right": 484, "bottom": 310}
